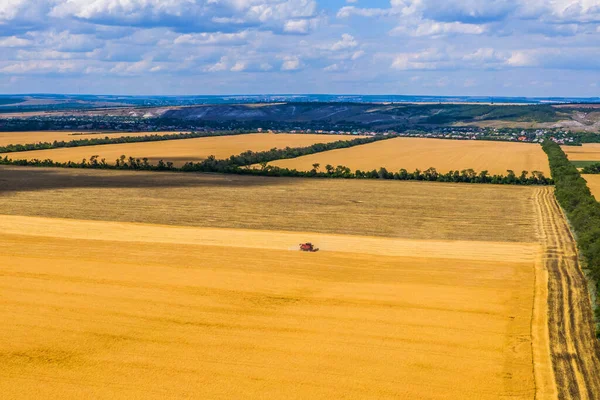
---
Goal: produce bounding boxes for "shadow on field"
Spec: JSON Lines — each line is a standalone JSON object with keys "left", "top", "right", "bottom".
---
{"left": 0, "top": 166, "right": 284, "bottom": 194}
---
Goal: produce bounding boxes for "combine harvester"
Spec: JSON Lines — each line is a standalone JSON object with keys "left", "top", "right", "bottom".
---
{"left": 299, "top": 242, "right": 319, "bottom": 252}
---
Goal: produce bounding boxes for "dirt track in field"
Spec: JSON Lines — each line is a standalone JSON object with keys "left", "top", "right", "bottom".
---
{"left": 534, "top": 187, "right": 600, "bottom": 399}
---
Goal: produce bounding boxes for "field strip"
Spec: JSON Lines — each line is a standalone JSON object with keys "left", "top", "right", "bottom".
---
{"left": 0, "top": 214, "right": 539, "bottom": 262}
{"left": 533, "top": 186, "right": 600, "bottom": 399}
{"left": 532, "top": 246, "right": 557, "bottom": 399}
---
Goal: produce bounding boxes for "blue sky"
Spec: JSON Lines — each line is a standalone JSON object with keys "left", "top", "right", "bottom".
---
{"left": 1, "top": 0, "right": 599, "bottom": 96}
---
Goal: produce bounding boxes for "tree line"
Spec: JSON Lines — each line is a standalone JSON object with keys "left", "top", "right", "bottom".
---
{"left": 232, "top": 164, "right": 550, "bottom": 184}
{"left": 582, "top": 163, "right": 600, "bottom": 174}
{"left": 542, "top": 140, "right": 600, "bottom": 335}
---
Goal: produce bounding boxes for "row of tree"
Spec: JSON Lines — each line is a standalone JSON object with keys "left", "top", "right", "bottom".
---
{"left": 233, "top": 164, "right": 550, "bottom": 184}
{"left": 582, "top": 163, "right": 600, "bottom": 174}
{"left": 542, "top": 140, "right": 600, "bottom": 334}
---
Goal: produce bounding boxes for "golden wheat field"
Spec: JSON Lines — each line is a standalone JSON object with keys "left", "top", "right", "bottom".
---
{"left": 2, "top": 133, "right": 360, "bottom": 166}
{"left": 0, "top": 131, "right": 186, "bottom": 147}
{"left": 268, "top": 137, "right": 551, "bottom": 176}
{"left": 0, "top": 215, "right": 540, "bottom": 399}
{"left": 0, "top": 166, "right": 560, "bottom": 399}
{"left": 583, "top": 174, "right": 600, "bottom": 200}
{"left": 562, "top": 144, "right": 600, "bottom": 161}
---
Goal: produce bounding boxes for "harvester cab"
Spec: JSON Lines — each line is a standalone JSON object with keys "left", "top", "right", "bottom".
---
{"left": 299, "top": 243, "right": 319, "bottom": 252}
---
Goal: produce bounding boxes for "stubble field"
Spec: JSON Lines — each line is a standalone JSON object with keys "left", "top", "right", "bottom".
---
{"left": 0, "top": 166, "right": 539, "bottom": 241}
{"left": 268, "top": 137, "right": 551, "bottom": 176}
{"left": 2, "top": 133, "right": 360, "bottom": 166}
{"left": 0, "top": 166, "right": 559, "bottom": 399}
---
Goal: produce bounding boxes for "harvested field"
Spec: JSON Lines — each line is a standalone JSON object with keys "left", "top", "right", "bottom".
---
{"left": 2, "top": 133, "right": 360, "bottom": 166}
{"left": 583, "top": 175, "right": 600, "bottom": 200}
{"left": 0, "top": 131, "right": 187, "bottom": 147}
{"left": 0, "top": 215, "right": 539, "bottom": 399}
{"left": 534, "top": 187, "right": 600, "bottom": 399}
{"left": 0, "top": 166, "right": 540, "bottom": 242}
{"left": 563, "top": 144, "right": 600, "bottom": 162}
{"left": 268, "top": 137, "right": 551, "bottom": 176}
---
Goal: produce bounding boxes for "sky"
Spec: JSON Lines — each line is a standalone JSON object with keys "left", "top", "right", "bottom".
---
{"left": 0, "top": 0, "right": 599, "bottom": 96}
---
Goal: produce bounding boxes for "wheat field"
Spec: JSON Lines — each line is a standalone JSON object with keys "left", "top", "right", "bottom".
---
{"left": 0, "top": 131, "right": 186, "bottom": 147}
{"left": 268, "top": 137, "right": 550, "bottom": 176}
{"left": 563, "top": 144, "right": 600, "bottom": 161}
{"left": 2, "top": 133, "right": 360, "bottom": 166}
{"left": 0, "top": 215, "right": 541, "bottom": 399}
{"left": 583, "top": 174, "right": 600, "bottom": 200}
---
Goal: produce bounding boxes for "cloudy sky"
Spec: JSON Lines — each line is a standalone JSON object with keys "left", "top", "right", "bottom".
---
{"left": 1, "top": 0, "right": 599, "bottom": 96}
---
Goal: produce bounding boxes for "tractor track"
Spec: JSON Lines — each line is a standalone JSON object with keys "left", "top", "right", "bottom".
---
{"left": 535, "top": 187, "right": 600, "bottom": 399}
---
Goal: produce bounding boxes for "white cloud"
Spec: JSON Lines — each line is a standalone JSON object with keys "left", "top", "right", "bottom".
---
{"left": 110, "top": 58, "right": 160, "bottom": 75}
{"left": 0, "top": 0, "right": 44, "bottom": 22}
{"left": 351, "top": 50, "right": 365, "bottom": 60}
{"left": 391, "top": 48, "right": 451, "bottom": 70}
{"left": 283, "top": 19, "right": 311, "bottom": 34}
{"left": 173, "top": 31, "right": 250, "bottom": 46}
{"left": 324, "top": 63, "right": 340, "bottom": 72}
{"left": 329, "top": 34, "right": 358, "bottom": 51}
{"left": 506, "top": 51, "right": 536, "bottom": 67}
{"left": 339, "top": 0, "right": 600, "bottom": 38}
{"left": 230, "top": 61, "right": 246, "bottom": 72}
{"left": 390, "top": 47, "right": 513, "bottom": 70}
{"left": 205, "top": 56, "right": 229, "bottom": 72}
{"left": 49, "top": 0, "right": 319, "bottom": 33}
{"left": 391, "top": 21, "right": 485, "bottom": 37}
{"left": 281, "top": 55, "right": 301, "bottom": 71}
{"left": 0, "top": 59, "right": 79, "bottom": 74}
{"left": 0, "top": 36, "right": 31, "bottom": 47}
{"left": 463, "top": 48, "right": 505, "bottom": 63}
{"left": 337, "top": 6, "right": 393, "bottom": 18}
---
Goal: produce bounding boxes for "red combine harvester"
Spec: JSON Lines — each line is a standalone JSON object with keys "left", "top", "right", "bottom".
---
{"left": 299, "top": 243, "right": 319, "bottom": 252}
